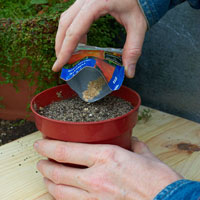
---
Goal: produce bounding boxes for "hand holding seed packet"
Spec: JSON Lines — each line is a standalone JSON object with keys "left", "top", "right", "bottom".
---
{"left": 60, "top": 44, "right": 125, "bottom": 102}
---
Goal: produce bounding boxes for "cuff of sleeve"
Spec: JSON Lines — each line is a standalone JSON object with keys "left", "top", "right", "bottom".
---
{"left": 153, "top": 179, "right": 200, "bottom": 200}
{"left": 137, "top": 0, "right": 160, "bottom": 28}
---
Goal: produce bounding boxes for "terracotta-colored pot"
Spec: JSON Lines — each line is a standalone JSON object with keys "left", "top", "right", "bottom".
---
{"left": 0, "top": 79, "right": 36, "bottom": 121}
{"left": 0, "top": 59, "right": 37, "bottom": 120}
{"left": 31, "top": 84, "right": 141, "bottom": 150}
{"left": 0, "top": 58, "right": 59, "bottom": 121}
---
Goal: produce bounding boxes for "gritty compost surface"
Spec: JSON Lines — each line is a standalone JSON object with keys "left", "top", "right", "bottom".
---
{"left": 0, "top": 119, "right": 37, "bottom": 146}
{"left": 39, "top": 96, "right": 133, "bottom": 122}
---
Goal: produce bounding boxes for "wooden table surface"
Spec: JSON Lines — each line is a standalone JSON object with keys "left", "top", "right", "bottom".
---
{"left": 0, "top": 106, "right": 200, "bottom": 200}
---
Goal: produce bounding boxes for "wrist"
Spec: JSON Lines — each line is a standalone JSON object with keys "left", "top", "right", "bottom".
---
{"left": 136, "top": 0, "right": 150, "bottom": 29}
{"left": 151, "top": 164, "right": 183, "bottom": 198}
{"left": 153, "top": 179, "right": 200, "bottom": 200}
{"left": 137, "top": 0, "right": 169, "bottom": 28}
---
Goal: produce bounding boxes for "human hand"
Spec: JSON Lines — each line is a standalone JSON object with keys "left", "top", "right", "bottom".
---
{"left": 52, "top": 0, "right": 147, "bottom": 78}
{"left": 34, "top": 138, "right": 182, "bottom": 200}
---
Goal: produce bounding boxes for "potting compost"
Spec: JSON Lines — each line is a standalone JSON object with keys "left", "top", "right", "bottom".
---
{"left": 38, "top": 96, "right": 133, "bottom": 122}
{"left": 60, "top": 44, "right": 125, "bottom": 102}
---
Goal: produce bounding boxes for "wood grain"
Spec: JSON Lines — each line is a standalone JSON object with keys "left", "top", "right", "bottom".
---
{"left": 0, "top": 106, "right": 200, "bottom": 200}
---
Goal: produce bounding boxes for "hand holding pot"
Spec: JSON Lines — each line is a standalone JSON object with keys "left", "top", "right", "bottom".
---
{"left": 34, "top": 138, "right": 182, "bottom": 200}
{"left": 52, "top": 0, "right": 147, "bottom": 78}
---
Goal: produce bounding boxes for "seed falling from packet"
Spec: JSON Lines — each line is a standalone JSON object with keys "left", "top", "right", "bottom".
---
{"left": 60, "top": 44, "right": 125, "bottom": 102}
{"left": 82, "top": 76, "right": 106, "bottom": 102}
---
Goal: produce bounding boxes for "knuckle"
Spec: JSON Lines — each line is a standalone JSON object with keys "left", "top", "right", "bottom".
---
{"left": 75, "top": 174, "right": 87, "bottom": 187}
{"left": 54, "top": 185, "right": 64, "bottom": 200}
{"left": 58, "top": 20, "right": 65, "bottom": 29}
{"left": 58, "top": 15, "right": 67, "bottom": 28}
{"left": 51, "top": 166, "right": 61, "bottom": 184}
{"left": 128, "top": 48, "right": 142, "bottom": 57}
{"left": 55, "top": 45, "right": 59, "bottom": 53}
{"left": 65, "top": 28, "right": 81, "bottom": 42}
{"left": 60, "top": 11, "right": 66, "bottom": 19}
{"left": 87, "top": 175, "right": 104, "bottom": 192}
{"left": 55, "top": 41, "right": 59, "bottom": 51}
{"left": 123, "top": 48, "right": 142, "bottom": 60}
{"left": 65, "top": 29, "right": 77, "bottom": 39}
{"left": 65, "top": 29, "right": 73, "bottom": 38}
{"left": 102, "top": 146, "right": 118, "bottom": 160}
{"left": 78, "top": 172, "right": 91, "bottom": 186}
{"left": 54, "top": 144, "right": 67, "bottom": 162}
{"left": 97, "top": 146, "right": 119, "bottom": 164}
{"left": 88, "top": 173, "right": 112, "bottom": 194}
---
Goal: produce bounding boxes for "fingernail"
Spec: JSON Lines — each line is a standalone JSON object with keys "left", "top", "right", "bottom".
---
{"left": 52, "top": 60, "right": 58, "bottom": 71}
{"left": 127, "top": 64, "right": 136, "bottom": 78}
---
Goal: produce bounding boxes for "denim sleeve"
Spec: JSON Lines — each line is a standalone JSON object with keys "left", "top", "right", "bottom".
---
{"left": 138, "top": 0, "right": 200, "bottom": 27}
{"left": 153, "top": 179, "right": 200, "bottom": 200}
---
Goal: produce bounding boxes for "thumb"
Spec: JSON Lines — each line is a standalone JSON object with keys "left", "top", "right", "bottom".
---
{"left": 131, "top": 137, "right": 150, "bottom": 154}
{"left": 122, "top": 20, "right": 146, "bottom": 78}
{"left": 131, "top": 137, "right": 160, "bottom": 161}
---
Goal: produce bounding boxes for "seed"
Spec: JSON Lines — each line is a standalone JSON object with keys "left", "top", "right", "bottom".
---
{"left": 82, "top": 76, "right": 106, "bottom": 101}
{"left": 83, "top": 108, "right": 88, "bottom": 111}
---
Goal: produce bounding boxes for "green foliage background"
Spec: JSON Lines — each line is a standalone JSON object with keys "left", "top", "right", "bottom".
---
{"left": 0, "top": 0, "right": 125, "bottom": 94}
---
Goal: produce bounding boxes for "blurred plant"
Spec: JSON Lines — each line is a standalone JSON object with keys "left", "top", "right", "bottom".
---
{"left": 12, "top": 119, "right": 26, "bottom": 127}
{"left": 138, "top": 108, "right": 152, "bottom": 122}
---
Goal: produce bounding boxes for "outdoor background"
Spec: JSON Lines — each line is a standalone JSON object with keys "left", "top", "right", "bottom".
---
{"left": 0, "top": 0, "right": 200, "bottom": 123}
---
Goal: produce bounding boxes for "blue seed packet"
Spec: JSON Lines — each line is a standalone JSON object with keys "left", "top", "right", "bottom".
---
{"left": 60, "top": 45, "right": 125, "bottom": 102}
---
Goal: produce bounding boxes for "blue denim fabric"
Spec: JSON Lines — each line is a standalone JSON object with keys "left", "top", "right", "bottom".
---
{"left": 154, "top": 179, "right": 200, "bottom": 200}
{"left": 138, "top": 0, "right": 200, "bottom": 27}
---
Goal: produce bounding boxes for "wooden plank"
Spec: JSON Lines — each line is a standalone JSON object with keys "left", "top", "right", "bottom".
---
{"left": 0, "top": 106, "right": 200, "bottom": 200}
{"left": 135, "top": 107, "right": 200, "bottom": 181}
{"left": 0, "top": 132, "right": 46, "bottom": 200}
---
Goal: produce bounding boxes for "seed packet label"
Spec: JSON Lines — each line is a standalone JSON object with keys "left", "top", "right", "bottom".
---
{"left": 60, "top": 46, "right": 125, "bottom": 102}
{"left": 61, "top": 58, "right": 96, "bottom": 80}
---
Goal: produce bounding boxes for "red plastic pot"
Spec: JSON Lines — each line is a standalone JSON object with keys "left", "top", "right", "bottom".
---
{"left": 31, "top": 84, "right": 141, "bottom": 150}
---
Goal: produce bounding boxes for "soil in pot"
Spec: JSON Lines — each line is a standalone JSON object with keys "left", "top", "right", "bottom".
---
{"left": 38, "top": 96, "right": 133, "bottom": 122}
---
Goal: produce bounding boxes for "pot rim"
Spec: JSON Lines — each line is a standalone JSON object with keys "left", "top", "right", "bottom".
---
{"left": 30, "top": 84, "right": 141, "bottom": 125}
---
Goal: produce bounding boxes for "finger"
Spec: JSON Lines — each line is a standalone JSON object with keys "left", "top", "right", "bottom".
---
{"left": 44, "top": 178, "right": 90, "bottom": 200}
{"left": 52, "top": 2, "right": 106, "bottom": 72}
{"left": 34, "top": 139, "right": 98, "bottom": 167}
{"left": 55, "top": 0, "right": 83, "bottom": 57}
{"left": 37, "top": 159, "right": 87, "bottom": 190}
{"left": 122, "top": 16, "right": 147, "bottom": 78}
{"left": 131, "top": 138, "right": 159, "bottom": 160}
{"left": 131, "top": 137, "right": 150, "bottom": 154}
{"left": 79, "top": 34, "right": 87, "bottom": 44}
